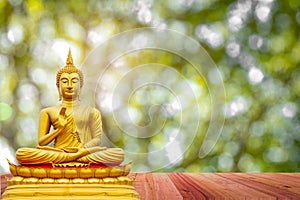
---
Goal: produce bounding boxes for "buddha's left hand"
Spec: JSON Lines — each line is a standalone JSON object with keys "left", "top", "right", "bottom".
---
{"left": 36, "top": 145, "right": 65, "bottom": 152}
{"left": 62, "top": 147, "right": 80, "bottom": 153}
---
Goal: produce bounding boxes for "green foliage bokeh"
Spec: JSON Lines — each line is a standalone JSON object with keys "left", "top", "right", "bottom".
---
{"left": 0, "top": 0, "right": 299, "bottom": 172}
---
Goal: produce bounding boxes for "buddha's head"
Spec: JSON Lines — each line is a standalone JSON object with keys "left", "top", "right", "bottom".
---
{"left": 56, "top": 49, "right": 84, "bottom": 101}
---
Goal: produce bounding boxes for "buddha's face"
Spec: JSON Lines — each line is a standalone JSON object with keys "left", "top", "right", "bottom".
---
{"left": 59, "top": 72, "right": 81, "bottom": 100}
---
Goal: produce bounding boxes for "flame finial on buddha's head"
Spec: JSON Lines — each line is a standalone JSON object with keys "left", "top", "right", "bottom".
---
{"left": 66, "top": 48, "right": 74, "bottom": 67}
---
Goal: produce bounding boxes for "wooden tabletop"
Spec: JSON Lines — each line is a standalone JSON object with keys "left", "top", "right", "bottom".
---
{"left": 2, "top": 173, "right": 300, "bottom": 199}
{"left": 132, "top": 173, "right": 300, "bottom": 199}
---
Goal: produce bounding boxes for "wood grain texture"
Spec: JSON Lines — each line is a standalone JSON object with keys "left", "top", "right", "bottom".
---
{"left": 152, "top": 173, "right": 182, "bottom": 200}
{"left": 2, "top": 173, "right": 300, "bottom": 199}
{"left": 187, "top": 173, "right": 276, "bottom": 199}
{"left": 218, "top": 173, "right": 300, "bottom": 199}
{"left": 1, "top": 173, "right": 12, "bottom": 195}
{"left": 168, "top": 173, "right": 209, "bottom": 199}
{"left": 231, "top": 173, "right": 300, "bottom": 197}
{"left": 133, "top": 173, "right": 156, "bottom": 199}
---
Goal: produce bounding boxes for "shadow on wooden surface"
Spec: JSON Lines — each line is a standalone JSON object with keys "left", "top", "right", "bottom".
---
{"left": 2, "top": 173, "right": 300, "bottom": 199}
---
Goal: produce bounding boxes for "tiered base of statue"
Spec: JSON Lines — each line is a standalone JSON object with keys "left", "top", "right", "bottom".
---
{"left": 2, "top": 160, "right": 139, "bottom": 200}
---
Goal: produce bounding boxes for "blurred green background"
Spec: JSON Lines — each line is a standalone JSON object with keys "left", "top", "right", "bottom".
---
{"left": 0, "top": 0, "right": 300, "bottom": 173}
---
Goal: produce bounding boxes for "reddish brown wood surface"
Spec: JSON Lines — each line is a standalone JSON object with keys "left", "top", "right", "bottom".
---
{"left": 133, "top": 173, "right": 300, "bottom": 199}
{"left": 2, "top": 173, "right": 300, "bottom": 199}
{"left": 1, "top": 173, "right": 12, "bottom": 195}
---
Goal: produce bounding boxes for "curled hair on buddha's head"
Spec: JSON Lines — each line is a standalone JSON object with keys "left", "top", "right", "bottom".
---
{"left": 56, "top": 49, "right": 84, "bottom": 89}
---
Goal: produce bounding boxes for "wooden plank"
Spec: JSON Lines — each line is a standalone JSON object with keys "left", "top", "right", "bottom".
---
{"left": 168, "top": 173, "right": 211, "bottom": 199}
{"left": 252, "top": 173, "right": 300, "bottom": 184}
{"left": 281, "top": 173, "right": 300, "bottom": 178}
{"left": 187, "top": 173, "right": 276, "bottom": 199}
{"left": 1, "top": 173, "right": 12, "bottom": 195}
{"left": 134, "top": 173, "right": 183, "bottom": 199}
{"left": 186, "top": 173, "right": 239, "bottom": 199}
{"left": 267, "top": 173, "right": 300, "bottom": 184}
{"left": 133, "top": 173, "right": 156, "bottom": 200}
{"left": 152, "top": 173, "right": 182, "bottom": 199}
{"left": 235, "top": 173, "right": 300, "bottom": 196}
{"left": 218, "top": 173, "right": 300, "bottom": 199}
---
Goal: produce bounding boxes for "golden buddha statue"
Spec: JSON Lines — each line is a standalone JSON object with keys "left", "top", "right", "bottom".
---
{"left": 2, "top": 49, "right": 139, "bottom": 200}
{"left": 16, "top": 49, "right": 124, "bottom": 166}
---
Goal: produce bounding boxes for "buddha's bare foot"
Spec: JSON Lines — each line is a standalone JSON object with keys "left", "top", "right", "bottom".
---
{"left": 86, "top": 146, "right": 107, "bottom": 153}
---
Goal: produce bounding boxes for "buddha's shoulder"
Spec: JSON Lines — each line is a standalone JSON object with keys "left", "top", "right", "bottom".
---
{"left": 40, "top": 105, "right": 62, "bottom": 114}
{"left": 78, "top": 104, "right": 100, "bottom": 113}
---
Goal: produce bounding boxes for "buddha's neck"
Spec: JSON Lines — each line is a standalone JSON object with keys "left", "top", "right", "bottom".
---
{"left": 62, "top": 99, "right": 79, "bottom": 108}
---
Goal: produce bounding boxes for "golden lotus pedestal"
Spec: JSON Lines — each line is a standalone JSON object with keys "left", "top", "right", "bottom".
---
{"left": 2, "top": 161, "right": 139, "bottom": 200}
{"left": 4, "top": 183, "right": 138, "bottom": 200}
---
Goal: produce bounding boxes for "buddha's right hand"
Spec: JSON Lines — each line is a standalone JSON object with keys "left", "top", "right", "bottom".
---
{"left": 57, "top": 107, "right": 67, "bottom": 128}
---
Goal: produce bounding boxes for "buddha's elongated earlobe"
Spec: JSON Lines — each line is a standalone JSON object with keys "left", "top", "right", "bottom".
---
{"left": 57, "top": 88, "right": 62, "bottom": 101}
